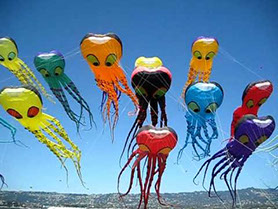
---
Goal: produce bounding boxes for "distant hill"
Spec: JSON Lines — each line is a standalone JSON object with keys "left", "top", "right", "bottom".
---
{"left": 0, "top": 188, "right": 277, "bottom": 208}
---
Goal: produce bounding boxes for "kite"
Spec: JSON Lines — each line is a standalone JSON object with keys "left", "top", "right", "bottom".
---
{"left": 0, "top": 37, "right": 51, "bottom": 101}
{"left": 182, "top": 37, "right": 219, "bottom": 98}
{"left": 230, "top": 80, "right": 273, "bottom": 137}
{"left": 34, "top": 50, "right": 94, "bottom": 131}
{"left": 0, "top": 86, "right": 83, "bottom": 184}
{"left": 121, "top": 56, "right": 172, "bottom": 159}
{"left": 178, "top": 82, "right": 224, "bottom": 160}
{"left": 118, "top": 125, "right": 177, "bottom": 209}
{"left": 80, "top": 33, "right": 138, "bottom": 138}
{"left": 194, "top": 114, "right": 275, "bottom": 207}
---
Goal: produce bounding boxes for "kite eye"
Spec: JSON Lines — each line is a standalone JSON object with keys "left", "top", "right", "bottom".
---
{"left": 135, "top": 86, "right": 148, "bottom": 97}
{"left": 239, "top": 135, "right": 249, "bottom": 145}
{"left": 205, "top": 52, "right": 215, "bottom": 60}
{"left": 193, "top": 51, "right": 202, "bottom": 59}
{"left": 54, "top": 66, "right": 63, "bottom": 76}
{"left": 27, "top": 106, "right": 40, "bottom": 118}
{"left": 8, "top": 52, "right": 16, "bottom": 61}
{"left": 87, "top": 54, "right": 100, "bottom": 66}
{"left": 188, "top": 102, "right": 200, "bottom": 113}
{"left": 105, "top": 54, "right": 117, "bottom": 67}
{"left": 255, "top": 135, "right": 268, "bottom": 147}
{"left": 0, "top": 55, "right": 4, "bottom": 62}
{"left": 205, "top": 103, "right": 218, "bottom": 113}
{"left": 258, "top": 98, "right": 267, "bottom": 106}
{"left": 246, "top": 100, "right": 254, "bottom": 108}
{"left": 153, "top": 87, "right": 167, "bottom": 99}
{"left": 40, "top": 69, "right": 50, "bottom": 78}
{"left": 7, "top": 109, "right": 23, "bottom": 119}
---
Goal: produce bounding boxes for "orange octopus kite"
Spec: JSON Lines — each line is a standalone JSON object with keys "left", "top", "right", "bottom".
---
{"left": 182, "top": 37, "right": 219, "bottom": 98}
{"left": 80, "top": 33, "right": 138, "bottom": 137}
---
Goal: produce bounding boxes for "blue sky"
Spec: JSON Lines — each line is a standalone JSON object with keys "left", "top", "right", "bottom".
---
{"left": 0, "top": 0, "right": 277, "bottom": 198}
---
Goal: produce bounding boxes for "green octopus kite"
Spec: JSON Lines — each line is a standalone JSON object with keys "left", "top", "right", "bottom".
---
{"left": 34, "top": 50, "right": 94, "bottom": 130}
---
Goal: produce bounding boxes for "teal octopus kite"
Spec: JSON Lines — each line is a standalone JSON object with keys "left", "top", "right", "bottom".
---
{"left": 34, "top": 50, "right": 94, "bottom": 131}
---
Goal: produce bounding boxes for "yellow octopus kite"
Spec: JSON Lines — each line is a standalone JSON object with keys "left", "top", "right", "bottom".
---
{"left": 80, "top": 33, "right": 138, "bottom": 137}
{"left": 182, "top": 37, "right": 219, "bottom": 98}
{"left": 0, "top": 37, "right": 51, "bottom": 101}
{"left": 0, "top": 86, "right": 83, "bottom": 184}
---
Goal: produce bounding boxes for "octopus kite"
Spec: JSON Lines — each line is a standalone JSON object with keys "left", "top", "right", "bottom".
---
{"left": 0, "top": 86, "right": 83, "bottom": 184}
{"left": 0, "top": 117, "right": 16, "bottom": 142}
{"left": 230, "top": 80, "right": 273, "bottom": 137}
{"left": 178, "top": 82, "right": 224, "bottom": 161}
{"left": 0, "top": 37, "right": 51, "bottom": 101}
{"left": 118, "top": 125, "right": 177, "bottom": 209}
{"left": 182, "top": 37, "right": 219, "bottom": 98}
{"left": 121, "top": 57, "right": 172, "bottom": 159}
{"left": 34, "top": 50, "right": 94, "bottom": 131}
{"left": 194, "top": 114, "right": 275, "bottom": 207}
{"left": 80, "top": 33, "right": 138, "bottom": 138}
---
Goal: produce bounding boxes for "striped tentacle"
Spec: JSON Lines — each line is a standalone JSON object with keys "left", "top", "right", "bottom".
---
{"left": 61, "top": 75, "right": 95, "bottom": 128}
{"left": 181, "top": 67, "right": 198, "bottom": 99}
{"left": 19, "top": 60, "right": 52, "bottom": 101}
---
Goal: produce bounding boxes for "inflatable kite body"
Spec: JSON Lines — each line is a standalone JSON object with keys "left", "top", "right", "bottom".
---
{"left": 178, "top": 82, "right": 223, "bottom": 160}
{"left": 182, "top": 37, "right": 219, "bottom": 97}
{"left": 230, "top": 80, "right": 273, "bottom": 137}
{"left": 0, "top": 37, "right": 51, "bottom": 101}
{"left": 118, "top": 125, "right": 177, "bottom": 209}
{"left": 0, "top": 117, "right": 16, "bottom": 142}
{"left": 80, "top": 33, "right": 138, "bottom": 138}
{"left": 0, "top": 86, "right": 83, "bottom": 183}
{"left": 121, "top": 57, "right": 172, "bottom": 158}
{"left": 34, "top": 50, "right": 94, "bottom": 131}
{"left": 194, "top": 115, "right": 275, "bottom": 207}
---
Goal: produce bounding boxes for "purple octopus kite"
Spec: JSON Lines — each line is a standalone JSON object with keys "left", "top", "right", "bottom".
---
{"left": 194, "top": 114, "right": 275, "bottom": 207}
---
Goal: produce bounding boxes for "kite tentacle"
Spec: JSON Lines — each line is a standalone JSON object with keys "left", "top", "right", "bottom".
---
{"left": 177, "top": 115, "right": 195, "bottom": 162}
{"left": 145, "top": 156, "right": 157, "bottom": 207}
{"left": 155, "top": 154, "right": 167, "bottom": 205}
{"left": 150, "top": 99, "right": 158, "bottom": 127}
{"left": 143, "top": 156, "right": 152, "bottom": 207}
{"left": 202, "top": 68, "right": 212, "bottom": 82}
{"left": 61, "top": 76, "right": 95, "bottom": 128}
{"left": 120, "top": 152, "right": 147, "bottom": 197}
{"left": 117, "top": 76, "right": 139, "bottom": 107}
{"left": 118, "top": 149, "right": 140, "bottom": 195}
{"left": 19, "top": 60, "right": 52, "bottom": 101}
{"left": 42, "top": 117, "right": 83, "bottom": 185}
{"left": 193, "top": 148, "right": 226, "bottom": 185}
{"left": 208, "top": 158, "right": 230, "bottom": 201}
{"left": 0, "top": 117, "right": 16, "bottom": 142}
{"left": 182, "top": 67, "right": 198, "bottom": 99}
{"left": 158, "top": 96, "right": 167, "bottom": 127}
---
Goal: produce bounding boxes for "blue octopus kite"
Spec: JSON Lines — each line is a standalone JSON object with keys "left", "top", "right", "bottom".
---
{"left": 178, "top": 82, "right": 224, "bottom": 160}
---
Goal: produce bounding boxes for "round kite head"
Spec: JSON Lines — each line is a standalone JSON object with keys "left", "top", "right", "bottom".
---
{"left": 185, "top": 81, "right": 224, "bottom": 122}
{"left": 241, "top": 80, "right": 273, "bottom": 115}
{"left": 135, "top": 56, "right": 163, "bottom": 69}
{"left": 131, "top": 57, "right": 172, "bottom": 100}
{"left": 136, "top": 125, "right": 177, "bottom": 155}
{"left": 80, "top": 33, "right": 122, "bottom": 68}
{"left": 34, "top": 50, "right": 65, "bottom": 78}
{"left": 191, "top": 37, "right": 219, "bottom": 61}
{"left": 0, "top": 37, "right": 19, "bottom": 66}
{"left": 234, "top": 114, "right": 275, "bottom": 152}
{"left": 0, "top": 86, "right": 43, "bottom": 129}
